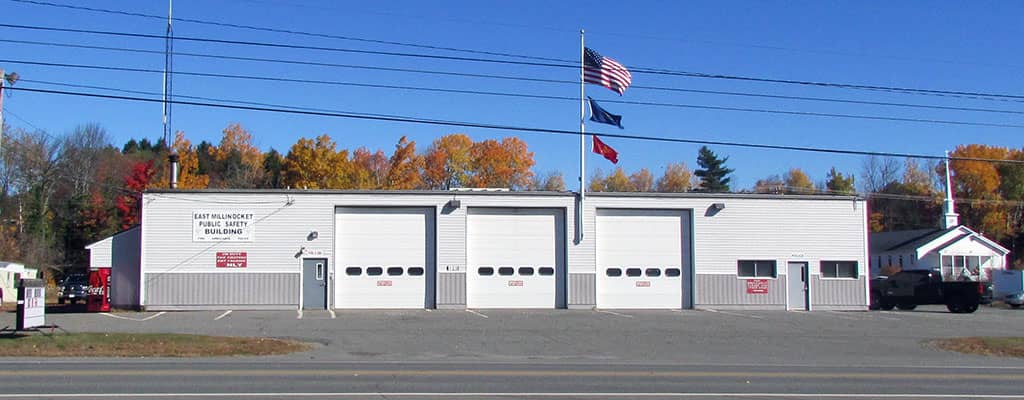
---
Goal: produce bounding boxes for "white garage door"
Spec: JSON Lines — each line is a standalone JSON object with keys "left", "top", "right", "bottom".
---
{"left": 466, "top": 208, "right": 564, "bottom": 309}
{"left": 596, "top": 209, "right": 689, "bottom": 309}
{"left": 334, "top": 207, "right": 434, "bottom": 309}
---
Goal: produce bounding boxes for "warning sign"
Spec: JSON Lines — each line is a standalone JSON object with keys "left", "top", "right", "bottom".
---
{"left": 746, "top": 279, "right": 769, "bottom": 294}
{"left": 215, "top": 252, "right": 248, "bottom": 268}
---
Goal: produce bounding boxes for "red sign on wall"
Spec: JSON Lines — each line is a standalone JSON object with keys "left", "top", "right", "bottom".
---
{"left": 216, "top": 252, "right": 248, "bottom": 268}
{"left": 635, "top": 281, "right": 651, "bottom": 287}
{"left": 508, "top": 280, "right": 524, "bottom": 287}
{"left": 377, "top": 280, "right": 393, "bottom": 287}
{"left": 746, "top": 279, "right": 769, "bottom": 294}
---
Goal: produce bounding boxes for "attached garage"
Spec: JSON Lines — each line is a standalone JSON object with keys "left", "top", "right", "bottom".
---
{"left": 333, "top": 207, "right": 435, "bottom": 309}
{"left": 596, "top": 209, "right": 692, "bottom": 309}
{"left": 466, "top": 208, "right": 566, "bottom": 308}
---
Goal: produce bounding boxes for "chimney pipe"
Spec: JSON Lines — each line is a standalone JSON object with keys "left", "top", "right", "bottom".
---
{"left": 168, "top": 153, "right": 179, "bottom": 189}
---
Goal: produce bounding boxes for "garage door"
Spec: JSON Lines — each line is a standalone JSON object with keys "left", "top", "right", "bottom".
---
{"left": 334, "top": 207, "right": 434, "bottom": 309}
{"left": 466, "top": 208, "right": 565, "bottom": 308}
{"left": 596, "top": 209, "right": 690, "bottom": 309}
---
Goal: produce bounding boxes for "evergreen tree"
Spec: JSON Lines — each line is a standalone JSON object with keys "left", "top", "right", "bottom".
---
{"left": 122, "top": 138, "right": 140, "bottom": 154}
{"left": 825, "top": 167, "right": 856, "bottom": 195}
{"left": 263, "top": 149, "right": 284, "bottom": 189}
{"left": 694, "top": 146, "right": 733, "bottom": 192}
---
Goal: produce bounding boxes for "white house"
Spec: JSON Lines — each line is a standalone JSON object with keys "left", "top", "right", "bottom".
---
{"left": 0, "top": 262, "right": 38, "bottom": 306}
{"left": 869, "top": 225, "right": 1010, "bottom": 280}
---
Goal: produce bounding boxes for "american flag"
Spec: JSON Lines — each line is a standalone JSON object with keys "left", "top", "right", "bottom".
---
{"left": 584, "top": 47, "right": 632, "bottom": 95}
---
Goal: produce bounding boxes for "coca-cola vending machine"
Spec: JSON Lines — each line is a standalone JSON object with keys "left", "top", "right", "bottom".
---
{"left": 87, "top": 267, "right": 111, "bottom": 312}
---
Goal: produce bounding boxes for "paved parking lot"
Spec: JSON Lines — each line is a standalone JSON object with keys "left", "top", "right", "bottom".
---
{"left": 4, "top": 305, "right": 1023, "bottom": 367}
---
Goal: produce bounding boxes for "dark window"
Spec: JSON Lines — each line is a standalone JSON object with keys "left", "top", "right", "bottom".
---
{"left": 645, "top": 268, "right": 661, "bottom": 277}
{"left": 820, "top": 261, "right": 858, "bottom": 279}
{"left": 366, "top": 267, "right": 384, "bottom": 276}
{"left": 737, "top": 260, "right": 777, "bottom": 278}
{"left": 539, "top": 267, "right": 555, "bottom": 276}
{"left": 625, "top": 268, "right": 642, "bottom": 277}
{"left": 407, "top": 267, "right": 425, "bottom": 276}
{"left": 665, "top": 268, "right": 681, "bottom": 277}
{"left": 345, "top": 267, "right": 362, "bottom": 276}
{"left": 498, "top": 267, "right": 515, "bottom": 276}
{"left": 478, "top": 267, "right": 494, "bottom": 276}
{"left": 387, "top": 267, "right": 404, "bottom": 276}
{"left": 606, "top": 268, "right": 623, "bottom": 277}
{"left": 519, "top": 267, "right": 535, "bottom": 276}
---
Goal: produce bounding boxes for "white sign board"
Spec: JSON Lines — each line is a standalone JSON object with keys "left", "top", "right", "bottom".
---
{"left": 17, "top": 282, "right": 45, "bottom": 330}
{"left": 193, "top": 211, "right": 255, "bottom": 242}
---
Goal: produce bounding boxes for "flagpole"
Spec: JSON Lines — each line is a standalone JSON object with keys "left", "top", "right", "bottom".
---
{"left": 578, "top": 29, "right": 586, "bottom": 243}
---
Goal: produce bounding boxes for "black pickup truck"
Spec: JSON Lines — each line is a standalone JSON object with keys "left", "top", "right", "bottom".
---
{"left": 870, "top": 269, "right": 984, "bottom": 313}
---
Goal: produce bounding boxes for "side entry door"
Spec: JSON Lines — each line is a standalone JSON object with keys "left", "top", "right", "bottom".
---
{"left": 303, "top": 258, "right": 328, "bottom": 309}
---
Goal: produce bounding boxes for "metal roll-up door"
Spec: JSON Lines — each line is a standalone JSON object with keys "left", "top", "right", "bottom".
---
{"left": 596, "top": 209, "right": 691, "bottom": 309}
{"left": 334, "top": 207, "right": 434, "bottom": 309}
{"left": 466, "top": 208, "right": 565, "bottom": 309}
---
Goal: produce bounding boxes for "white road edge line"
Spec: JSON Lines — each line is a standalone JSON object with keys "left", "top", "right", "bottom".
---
{"left": 702, "top": 308, "right": 765, "bottom": 320}
{"left": 296, "top": 310, "right": 303, "bottom": 320}
{"left": 99, "top": 312, "right": 166, "bottom": 322}
{"left": 466, "top": 309, "right": 489, "bottom": 319}
{"left": 328, "top": 309, "right": 336, "bottom": 319}
{"left": 214, "top": 310, "right": 232, "bottom": 321}
{"left": 0, "top": 393, "right": 1020, "bottom": 398}
{"left": 596, "top": 310, "right": 633, "bottom": 318}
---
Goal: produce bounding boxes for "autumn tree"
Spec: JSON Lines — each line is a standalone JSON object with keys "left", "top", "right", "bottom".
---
{"left": 825, "top": 167, "right": 856, "bottom": 195}
{"left": 351, "top": 147, "right": 388, "bottom": 189}
{"left": 116, "top": 160, "right": 155, "bottom": 229}
{"left": 468, "top": 137, "right": 535, "bottom": 190}
{"left": 157, "top": 132, "right": 209, "bottom": 189}
{"left": 656, "top": 162, "right": 692, "bottom": 192}
{"left": 529, "top": 171, "right": 566, "bottom": 191}
{"left": 753, "top": 175, "right": 784, "bottom": 194}
{"left": 629, "top": 168, "right": 654, "bottom": 192}
{"left": 784, "top": 168, "right": 815, "bottom": 194}
{"left": 588, "top": 169, "right": 607, "bottom": 192}
{"left": 423, "top": 133, "right": 473, "bottom": 190}
{"left": 603, "top": 167, "right": 633, "bottom": 192}
{"left": 694, "top": 146, "right": 733, "bottom": 192}
{"left": 207, "top": 124, "right": 265, "bottom": 188}
{"left": 950, "top": 144, "right": 1011, "bottom": 240}
{"left": 281, "top": 135, "right": 351, "bottom": 189}
{"left": 384, "top": 136, "right": 424, "bottom": 190}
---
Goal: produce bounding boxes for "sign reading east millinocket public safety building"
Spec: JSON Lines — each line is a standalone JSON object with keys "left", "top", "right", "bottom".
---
{"left": 193, "top": 211, "right": 255, "bottom": 242}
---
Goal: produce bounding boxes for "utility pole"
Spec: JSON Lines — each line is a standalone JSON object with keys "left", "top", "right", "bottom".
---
{"left": 162, "top": 0, "right": 178, "bottom": 189}
{"left": 0, "top": 69, "right": 19, "bottom": 157}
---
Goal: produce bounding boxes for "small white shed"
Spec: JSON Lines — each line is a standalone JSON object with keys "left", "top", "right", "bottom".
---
{"left": 86, "top": 226, "right": 142, "bottom": 308}
{"left": 0, "top": 262, "right": 38, "bottom": 306}
{"left": 869, "top": 225, "right": 1009, "bottom": 281}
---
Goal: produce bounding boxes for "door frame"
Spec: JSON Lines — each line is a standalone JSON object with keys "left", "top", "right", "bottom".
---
{"left": 300, "top": 257, "right": 329, "bottom": 310}
{"left": 786, "top": 261, "right": 811, "bottom": 311}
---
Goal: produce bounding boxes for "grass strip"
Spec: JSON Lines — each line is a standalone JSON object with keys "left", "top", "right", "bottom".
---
{"left": 0, "top": 333, "right": 311, "bottom": 357}
{"left": 931, "top": 337, "right": 1024, "bottom": 358}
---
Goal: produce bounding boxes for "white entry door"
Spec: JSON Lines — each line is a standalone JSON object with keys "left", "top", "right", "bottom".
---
{"left": 466, "top": 208, "right": 564, "bottom": 308}
{"left": 334, "top": 207, "right": 434, "bottom": 309}
{"left": 596, "top": 209, "right": 689, "bottom": 309}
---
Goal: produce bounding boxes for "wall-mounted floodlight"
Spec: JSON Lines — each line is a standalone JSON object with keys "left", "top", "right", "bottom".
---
{"left": 712, "top": 203, "right": 726, "bottom": 211}
{"left": 307, "top": 231, "right": 319, "bottom": 241}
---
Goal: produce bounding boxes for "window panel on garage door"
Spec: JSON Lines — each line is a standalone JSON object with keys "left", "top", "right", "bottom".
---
{"left": 466, "top": 208, "right": 565, "bottom": 309}
{"left": 334, "top": 207, "right": 434, "bottom": 309}
{"left": 596, "top": 209, "right": 690, "bottom": 309}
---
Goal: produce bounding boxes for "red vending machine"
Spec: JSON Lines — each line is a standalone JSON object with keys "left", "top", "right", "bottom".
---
{"left": 87, "top": 268, "right": 111, "bottom": 312}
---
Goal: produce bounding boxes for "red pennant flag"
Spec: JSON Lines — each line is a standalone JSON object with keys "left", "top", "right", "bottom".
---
{"left": 592, "top": 135, "right": 619, "bottom": 164}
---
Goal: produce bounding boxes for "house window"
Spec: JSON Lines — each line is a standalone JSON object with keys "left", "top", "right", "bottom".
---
{"left": 820, "top": 261, "right": 858, "bottom": 279}
{"left": 737, "top": 260, "right": 777, "bottom": 278}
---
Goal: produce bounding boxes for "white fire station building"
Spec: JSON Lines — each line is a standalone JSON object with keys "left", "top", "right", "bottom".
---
{"left": 98, "top": 189, "right": 870, "bottom": 311}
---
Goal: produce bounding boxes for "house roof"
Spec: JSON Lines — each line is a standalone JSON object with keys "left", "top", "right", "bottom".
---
{"left": 85, "top": 225, "right": 140, "bottom": 250}
{"left": 869, "top": 225, "right": 1010, "bottom": 255}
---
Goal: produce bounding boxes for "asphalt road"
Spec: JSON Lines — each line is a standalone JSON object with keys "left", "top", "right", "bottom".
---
{"left": 2, "top": 305, "right": 1023, "bottom": 399}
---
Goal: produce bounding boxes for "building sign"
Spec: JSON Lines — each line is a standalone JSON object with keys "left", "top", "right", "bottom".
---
{"left": 508, "top": 280, "right": 524, "bottom": 287}
{"left": 16, "top": 279, "right": 45, "bottom": 330}
{"left": 746, "top": 279, "right": 769, "bottom": 294}
{"left": 216, "top": 252, "right": 248, "bottom": 268}
{"left": 193, "top": 211, "right": 255, "bottom": 242}
{"left": 635, "top": 281, "right": 651, "bottom": 287}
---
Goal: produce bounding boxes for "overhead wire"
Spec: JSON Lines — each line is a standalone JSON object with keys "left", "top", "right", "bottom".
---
{"left": 6, "top": 85, "right": 1024, "bottom": 166}
{"left": 3, "top": 22, "right": 1024, "bottom": 103}
{"left": 5, "top": 38, "right": 1024, "bottom": 116}
{"left": 6, "top": 58, "right": 1024, "bottom": 130}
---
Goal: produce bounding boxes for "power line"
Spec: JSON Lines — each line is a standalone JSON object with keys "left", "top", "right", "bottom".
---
{"left": 1, "top": 107, "right": 43, "bottom": 131}
{"left": 3, "top": 22, "right": 1024, "bottom": 103}
{"left": 7, "top": 85, "right": 1024, "bottom": 166}
{"left": 6, "top": 0, "right": 570, "bottom": 63}
{"left": 6, "top": 38, "right": 1024, "bottom": 116}
{"left": 6, "top": 58, "right": 1024, "bottom": 130}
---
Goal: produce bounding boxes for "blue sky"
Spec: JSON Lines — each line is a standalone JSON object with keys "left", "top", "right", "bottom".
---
{"left": 2, "top": 0, "right": 1021, "bottom": 190}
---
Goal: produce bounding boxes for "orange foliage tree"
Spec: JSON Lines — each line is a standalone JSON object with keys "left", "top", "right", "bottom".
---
{"left": 949, "top": 144, "right": 1010, "bottom": 239}
{"left": 467, "top": 137, "right": 534, "bottom": 189}
{"left": 157, "top": 132, "right": 210, "bottom": 189}
{"left": 384, "top": 136, "right": 424, "bottom": 190}
{"left": 281, "top": 134, "right": 351, "bottom": 189}
{"left": 423, "top": 133, "right": 473, "bottom": 189}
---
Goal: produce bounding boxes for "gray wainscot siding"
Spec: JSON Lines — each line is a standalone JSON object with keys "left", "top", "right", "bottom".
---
{"left": 145, "top": 272, "right": 299, "bottom": 310}
{"left": 811, "top": 276, "right": 867, "bottom": 311}
{"left": 696, "top": 274, "right": 786, "bottom": 310}
{"left": 568, "top": 273, "right": 596, "bottom": 308}
{"left": 437, "top": 272, "right": 466, "bottom": 308}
